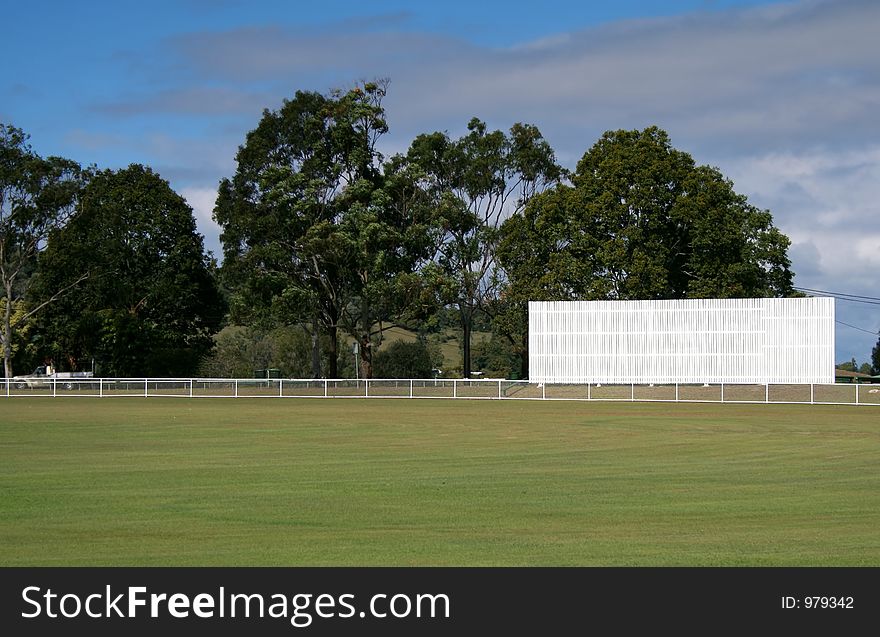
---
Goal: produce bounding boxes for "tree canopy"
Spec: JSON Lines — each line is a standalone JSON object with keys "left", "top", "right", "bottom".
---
{"left": 0, "top": 123, "right": 84, "bottom": 377}
{"left": 403, "top": 118, "right": 563, "bottom": 377}
{"left": 3, "top": 100, "right": 803, "bottom": 382}
{"left": 216, "top": 81, "right": 438, "bottom": 378}
{"left": 33, "top": 164, "right": 224, "bottom": 376}
{"left": 496, "top": 126, "right": 795, "bottom": 377}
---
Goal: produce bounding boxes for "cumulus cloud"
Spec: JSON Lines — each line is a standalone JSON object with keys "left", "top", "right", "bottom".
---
{"left": 720, "top": 145, "right": 880, "bottom": 289}
{"left": 180, "top": 186, "right": 223, "bottom": 258}
{"left": 719, "top": 144, "right": 880, "bottom": 360}
{"left": 152, "top": 0, "right": 880, "bottom": 157}
{"left": 94, "top": 0, "right": 879, "bottom": 162}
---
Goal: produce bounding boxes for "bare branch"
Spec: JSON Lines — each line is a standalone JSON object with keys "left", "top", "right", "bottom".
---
{"left": 10, "top": 272, "right": 90, "bottom": 330}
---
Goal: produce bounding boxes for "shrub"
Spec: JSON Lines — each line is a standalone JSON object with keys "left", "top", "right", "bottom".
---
{"left": 373, "top": 340, "right": 433, "bottom": 379}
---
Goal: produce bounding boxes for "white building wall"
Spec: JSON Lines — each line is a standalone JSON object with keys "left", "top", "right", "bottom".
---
{"left": 529, "top": 298, "right": 834, "bottom": 384}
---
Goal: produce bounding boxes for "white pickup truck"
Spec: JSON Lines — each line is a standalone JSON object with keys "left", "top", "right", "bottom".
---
{"left": 12, "top": 365, "right": 94, "bottom": 390}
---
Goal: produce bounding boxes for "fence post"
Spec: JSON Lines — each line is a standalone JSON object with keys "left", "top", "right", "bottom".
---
{"left": 855, "top": 384, "right": 859, "bottom": 405}
{"left": 453, "top": 379, "right": 457, "bottom": 399}
{"left": 410, "top": 379, "right": 413, "bottom": 399}
{"left": 810, "top": 383, "right": 814, "bottom": 405}
{"left": 765, "top": 383, "right": 769, "bottom": 403}
{"left": 234, "top": 379, "right": 238, "bottom": 398}
{"left": 721, "top": 383, "right": 724, "bottom": 403}
{"left": 279, "top": 378, "right": 283, "bottom": 397}
{"left": 53, "top": 377, "right": 57, "bottom": 398}
{"left": 99, "top": 378, "right": 103, "bottom": 398}
{"left": 365, "top": 379, "right": 369, "bottom": 398}
{"left": 324, "top": 379, "right": 328, "bottom": 398}
{"left": 145, "top": 379, "right": 148, "bottom": 398}
{"left": 675, "top": 383, "right": 679, "bottom": 402}
{"left": 190, "top": 379, "right": 194, "bottom": 398}
{"left": 498, "top": 379, "right": 502, "bottom": 399}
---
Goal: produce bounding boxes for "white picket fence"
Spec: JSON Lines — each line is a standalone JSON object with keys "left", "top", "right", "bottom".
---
{"left": 2, "top": 378, "right": 879, "bottom": 406}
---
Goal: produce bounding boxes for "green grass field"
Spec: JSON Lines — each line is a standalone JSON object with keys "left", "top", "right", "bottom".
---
{"left": 1, "top": 398, "right": 877, "bottom": 566}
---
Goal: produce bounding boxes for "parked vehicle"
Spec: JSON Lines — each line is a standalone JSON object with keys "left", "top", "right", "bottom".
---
{"left": 11, "top": 365, "right": 94, "bottom": 390}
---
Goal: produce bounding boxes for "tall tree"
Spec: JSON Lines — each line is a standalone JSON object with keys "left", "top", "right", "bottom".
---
{"left": 405, "top": 119, "right": 562, "bottom": 377}
{"left": 494, "top": 186, "right": 590, "bottom": 378}
{"left": 216, "top": 88, "right": 345, "bottom": 377}
{"left": 872, "top": 334, "right": 880, "bottom": 376}
{"left": 32, "top": 164, "right": 223, "bottom": 376}
{"left": 0, "top": 124, "right": 84, "bottom": 378}
{"left": 339, "top": 153, "right": 441, "bottom": 378}
{"left": 216, "top": 82, "right": 437, "bottom": 379}
{"left": 496, "top": 126, "right": 795, "bottom": 377}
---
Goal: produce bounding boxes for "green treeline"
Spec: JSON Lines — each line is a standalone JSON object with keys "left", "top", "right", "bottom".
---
{"left": 3, "top": 81, "right": 821, "bottom": 380}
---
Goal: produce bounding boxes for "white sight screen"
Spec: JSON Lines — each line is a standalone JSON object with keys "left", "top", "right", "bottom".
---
{"left": 529, "top": 298, "right": 835, "bottom": 385}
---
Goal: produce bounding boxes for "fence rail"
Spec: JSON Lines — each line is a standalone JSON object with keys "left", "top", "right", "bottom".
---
{"left": 2, "top": 378, "right": 879, "bottom": 406}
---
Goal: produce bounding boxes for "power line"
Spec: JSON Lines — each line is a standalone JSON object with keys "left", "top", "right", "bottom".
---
{"left": 795, "top": 286, "right": 880, "bottom": 305}
{"left": 835, "top": 320, "right": 879, "bottom": 336}
{"left": 795, "top": 286, "right": 880, "bottom": 301}
{"left": 796, "top": 287, "right": 880, "bottom": 334}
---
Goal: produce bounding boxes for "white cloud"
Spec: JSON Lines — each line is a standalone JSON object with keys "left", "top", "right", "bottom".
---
{"left": 854, "top": 235, "right": 880, "bottom": 268}
{"left": 180, "top": 186, "right": 222, "bottom": 258}
{"left": 719, "top": 145, "right": 880, "bottom": 361}
{"left": 720, "top": 147, "right": 880, "bottom": 287}
{"left": 151, "top": 0, "right": 880, "bottom": 157}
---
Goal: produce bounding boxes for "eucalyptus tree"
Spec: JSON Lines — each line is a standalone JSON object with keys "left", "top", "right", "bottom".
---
{"left": 216, "top": 82, "right": 437, "bottom": 378}
{"left": 405, "top": 118, "right": 562, "bottom": 377}
{"left": 0, "top": 124, "right": 84, "bottom": 377}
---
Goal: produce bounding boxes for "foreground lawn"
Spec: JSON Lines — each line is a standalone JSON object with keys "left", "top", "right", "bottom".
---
{"left": 1, "top": 398, "right": 877, "bottom": 566}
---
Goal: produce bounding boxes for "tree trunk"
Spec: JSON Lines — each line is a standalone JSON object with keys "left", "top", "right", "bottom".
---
{"left": 3, "top": 323, "right": 11, "bottom": 380}
{"left": 3, "top": 282, "right": 12, "bottom": 379}
{"left": 357, "top": 293, "right": 373, "bottom": 379}
{"left": 327, "top": 323, "right": 338, "bottom": 378}
{"left": 310, "top": 314, "right": 321, "bottom": 378}
{"left": 461, "top": 313, "right": 472, "bottom": 379}
{"left": 519, "top": 332, "right": 529, "bottom": 380}
{"left": 359, "top": 333, "right": 373, "bottom": 379}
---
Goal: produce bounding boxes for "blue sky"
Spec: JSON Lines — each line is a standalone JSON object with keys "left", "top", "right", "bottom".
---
{"left": 2, "top": 0, "right": 878, "bottom": 363}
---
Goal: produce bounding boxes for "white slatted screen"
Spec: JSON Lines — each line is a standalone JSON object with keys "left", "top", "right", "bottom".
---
{"left": 529, "top": 298, "right": 835, "bottom": 384}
